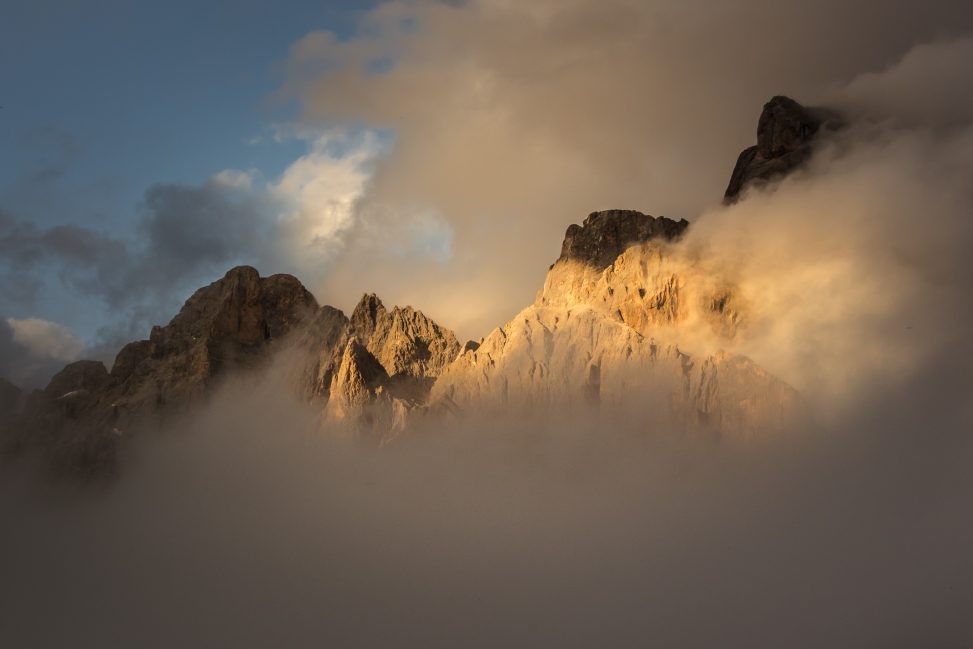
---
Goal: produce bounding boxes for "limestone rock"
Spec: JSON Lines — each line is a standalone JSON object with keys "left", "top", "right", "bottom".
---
{"left": 558, "top": 210, "right": 688, "bottom": 269}
{"left": 274, "top": 291, "right": 462, "bottom": 445}
{"left": 724, "top": 96, "right": 840, "bottom": 202}
{"left": 431, "top": 302, "right": 797, "bottom": 438}
{"left": 542, "top": 235, "right": 741, "bottom": 339}
{"left": 431, "top": 210, "right": 800, "bottom": 438}
{"left": 44, "top": 360, "right": 110, "bottom": 399}
{"left": 349, "top": 293, "right": 461, "bottom": 397}
{"left": 326, "top": 337, "right": 390, "bottom": 422}
{"left": 294, "top": 305, "right": 353, "bottom": 403}
{"left": 110, "top": 340, "right": 153, "bottom": 381}
{"left": 5, "top": 266, "right": 320, "bottom": 477}
{"left": 107, "top": 266, "right": 317, "bottom": 418}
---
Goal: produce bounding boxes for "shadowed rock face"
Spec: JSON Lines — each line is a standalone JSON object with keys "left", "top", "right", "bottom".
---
{"left": 724, "top": 95, "right": 840, "bottom": 202}
{"left": 103, "top": 266, "right": 318, "bottom": 420}
{"left": 558, "top": 210, "right": 689, "bottom": 270}
{"left": 2, "top": 266, "right": 321, "bottom": 477}
{"left": 44, "top": 361, "right": 111, "bottom": 399}
{"left": 0, "top": 378, "right": 22, "bottom": 433}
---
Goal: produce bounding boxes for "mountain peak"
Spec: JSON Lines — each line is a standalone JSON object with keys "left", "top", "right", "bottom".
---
{"left": 351, "top": 293, "right": 387, "bottom": 334}
{"left": 44, "top": 360, "right": 110, "bottom": 399}
{"left": 557, "top": 209, "right": 689, "bottom": 270}
{"left": 724, "top": 95, "right": 841, "bottom": 202}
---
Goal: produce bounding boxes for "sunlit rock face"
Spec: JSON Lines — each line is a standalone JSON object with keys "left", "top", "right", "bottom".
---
{"left": 282, "top": 290, "right": 460, "bottom": 441}
{"left": 325, "top": 337, "right": 389, "bottom": 421}
{"left": 349, "top": 294, "right": 460, "bottom": 397}
{"left": 430, "top": 211, "right": 800, "bottom": 438}
{"left": 295, "top": 292, "right": 460, "bottom": 409}
{"left": 541, "top": 242, "right": 741, "bottom": 339}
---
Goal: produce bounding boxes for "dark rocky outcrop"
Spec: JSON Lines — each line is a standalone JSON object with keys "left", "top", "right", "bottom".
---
{"left": 3, "top": 266, "right": 320, "bottom": 478}
{"left": 558, "top": 210, "right": 689, "bottom": 269}
{"left": 0, "top": 378, "right": 22, "bottom": 439}
{"left": 0, "top": 261, "right": 463, "bottom": 476}
{"left": 724, "top": 96, "right": 840, "bottom": 202}
{"left": 0, "top": 378, "right": 21, "bottom": 413}
{"left": 44, "top": 360, "right": 110, "bottom": 399}
{"left": 99, "top": 266, "right": 318, "bottom": 424}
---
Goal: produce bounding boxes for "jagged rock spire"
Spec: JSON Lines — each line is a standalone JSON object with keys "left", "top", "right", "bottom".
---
{"left": 327, "top": 337, "right": 390, "bottom": 422}
{"left": 723, "top": 95, "right": 840, "bottom": 203}
{"left": 351, "top": 293, "right": 387, "bottom": 336}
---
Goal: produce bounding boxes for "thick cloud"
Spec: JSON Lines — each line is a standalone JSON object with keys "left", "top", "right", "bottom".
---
{"left": 2, "top": 3, "right": 972, "bottom": 645}
{"left": 672, "top": 36, "right": 973, "bottom": 419}
{"left": 276, "top": 0, "right": 973, "bottom": 339}
{"left": 0, "top": 183, "right": 265, "bottom": 351}
{"left": 1, "top": 361, "right": 970, "bottom": 647}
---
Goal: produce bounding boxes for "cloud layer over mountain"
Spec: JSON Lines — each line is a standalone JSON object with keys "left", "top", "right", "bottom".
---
{"left": 2, "top": 3, "right": 973, "bottom": 646}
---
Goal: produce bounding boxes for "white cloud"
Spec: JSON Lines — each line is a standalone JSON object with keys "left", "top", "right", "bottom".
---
{"left": 6, "top": 317, "right": 84, "bottom": 363}
{"left": 270, "top": 129, "right": 381, "bottom": 252}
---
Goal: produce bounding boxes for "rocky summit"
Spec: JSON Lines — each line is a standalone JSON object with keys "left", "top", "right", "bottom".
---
{"left": 724, "top": 95, "right": 840, "bottom": 202}
{"left": 558, "top": 210, "right": 689, "bottom": 269}
{"left": 431, "top": 212, "right": 798, "bottom": 435}
{"left": 1, "top": 95, "right": 824, "bottom": 476}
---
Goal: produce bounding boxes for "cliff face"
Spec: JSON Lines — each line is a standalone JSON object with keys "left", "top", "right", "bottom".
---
{"left": 107, "top": 266, "right": 318, "bottom": 420}
{"left": 294, "top": 292, "right": 460, "bottom": 440}
{"left": 429, "top": 211, "right": 799, "bottom": 438}
{"left": 2, "top": 267, "right": 321, "bottom": 475}
{"left": 3, "top": 266, "right": 461, "bottom": 472}
{"left": 425, "top": 96, "right": 835, "bottom": 434}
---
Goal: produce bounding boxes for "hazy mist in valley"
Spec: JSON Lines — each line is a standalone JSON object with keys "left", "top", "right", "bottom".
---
{"left": 2, "top": 1, "right": 973, "bottom": 647}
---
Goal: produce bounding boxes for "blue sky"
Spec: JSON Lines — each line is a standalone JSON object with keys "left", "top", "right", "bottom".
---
{"left": 1, "top": 1, "right": 378, "bottom": 231}
{"left": 0, "top": 0, "right": 385, "bottom": 373}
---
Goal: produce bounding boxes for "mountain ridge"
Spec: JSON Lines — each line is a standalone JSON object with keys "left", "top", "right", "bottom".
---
{"left": 1, "top": 95, "right": 828, "bottom": 475}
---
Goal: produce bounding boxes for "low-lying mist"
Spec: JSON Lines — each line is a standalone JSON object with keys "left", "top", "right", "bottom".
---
{"left": 2, "top": 346, "right": 971, "bottom": 648}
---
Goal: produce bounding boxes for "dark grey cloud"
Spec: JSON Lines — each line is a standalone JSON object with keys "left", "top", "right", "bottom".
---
{"left": 0, "top": 180, "right": 280, "bottom": 358}
{"left": 138, "top": 182, "right": 269, "bottom": 272}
